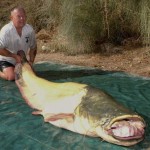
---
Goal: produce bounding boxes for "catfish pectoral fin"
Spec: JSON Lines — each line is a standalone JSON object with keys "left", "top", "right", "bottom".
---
{"left": 32, "top": 110, "right": 42, "bottom": 115}
{"left": 44, "top": 113, "right": 74, "bottom": 122}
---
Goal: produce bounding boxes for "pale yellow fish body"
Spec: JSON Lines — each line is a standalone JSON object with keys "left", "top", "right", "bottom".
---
{"left": 15, "top": 50, "right": 146, "bottom": 146}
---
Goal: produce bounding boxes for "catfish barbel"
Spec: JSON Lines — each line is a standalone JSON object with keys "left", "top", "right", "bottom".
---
{"left": 15, "top": 50, "right": 145, "bottom": 146}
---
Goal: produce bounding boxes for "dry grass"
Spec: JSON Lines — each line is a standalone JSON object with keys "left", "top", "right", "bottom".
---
{"left": 0, "top": 0, "right": 150, "bottom": 55}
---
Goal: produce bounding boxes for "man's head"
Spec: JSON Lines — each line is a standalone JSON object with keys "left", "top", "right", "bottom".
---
{"left": 10, "top": 6, "right": 26, "bottom": 29}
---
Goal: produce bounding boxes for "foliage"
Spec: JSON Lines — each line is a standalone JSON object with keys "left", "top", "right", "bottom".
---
{"left": 0, "top": 0, "right": 150, "bottom": 54}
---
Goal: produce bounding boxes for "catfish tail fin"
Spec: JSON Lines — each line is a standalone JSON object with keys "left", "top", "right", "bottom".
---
{"left": 17, "top": 50, "right": 28, "bottom": 64}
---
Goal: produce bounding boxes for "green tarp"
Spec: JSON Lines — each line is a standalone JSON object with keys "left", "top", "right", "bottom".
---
{"left": 0, "top": 61, "right": 150, "bottom": 150}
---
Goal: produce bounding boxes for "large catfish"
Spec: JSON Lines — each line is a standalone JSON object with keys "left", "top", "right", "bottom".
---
{"left": 15, "top": 50, "right": 145, "bottom": 146}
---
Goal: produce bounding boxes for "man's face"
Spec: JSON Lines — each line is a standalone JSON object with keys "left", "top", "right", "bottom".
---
{"left": 11, "top": 9, "right": 26, "bottom": 29}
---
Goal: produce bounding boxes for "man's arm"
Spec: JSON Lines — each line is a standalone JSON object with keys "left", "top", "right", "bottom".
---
{"left": 28, "top": 46, "right": 37, "bottom": 65}
{"left": 0, "top": 48, "right": 21, "bottom": 63}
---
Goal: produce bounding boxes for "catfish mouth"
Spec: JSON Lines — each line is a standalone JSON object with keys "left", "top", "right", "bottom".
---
{"left": 106, "top": 116, "right": 145, "bottom": 141}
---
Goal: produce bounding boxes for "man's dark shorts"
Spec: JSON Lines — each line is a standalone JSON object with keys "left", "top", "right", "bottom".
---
{"left": 0, "top": 61, "right": 15, "bottom": 72}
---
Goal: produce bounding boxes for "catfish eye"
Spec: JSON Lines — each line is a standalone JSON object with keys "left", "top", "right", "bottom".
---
{"left": 123, "top": 119, "right": 129, "bottom": 121}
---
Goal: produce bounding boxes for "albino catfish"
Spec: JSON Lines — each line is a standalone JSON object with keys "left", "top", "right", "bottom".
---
{"left": 15, "top": 50, "right": 145, "bottom": 146}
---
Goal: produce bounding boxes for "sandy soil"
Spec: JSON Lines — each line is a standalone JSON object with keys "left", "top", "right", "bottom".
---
{"left": 34, "top": 46, "right": 150, "bottom": 78}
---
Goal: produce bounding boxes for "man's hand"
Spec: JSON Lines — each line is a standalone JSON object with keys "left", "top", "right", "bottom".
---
{"left": 29, "top": 61, "right": 33, "bottom": 66}
{"left": 0, "top": 48, "right": 22, "bottom": 63}
{"left": 11, "top": 53, "right": 22, "bottom": 63}
{"left": 29, "top": 48, "right": 37, "bottom": 65}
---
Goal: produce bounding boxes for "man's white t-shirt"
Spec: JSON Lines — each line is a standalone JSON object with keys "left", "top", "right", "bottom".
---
{"left": 0, "top": 21, "right": 36, "bottom": 65}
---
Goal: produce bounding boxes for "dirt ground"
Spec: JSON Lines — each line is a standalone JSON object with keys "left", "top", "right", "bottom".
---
{"left": 35, "top": 46, "right": 150, "bottom": 78}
